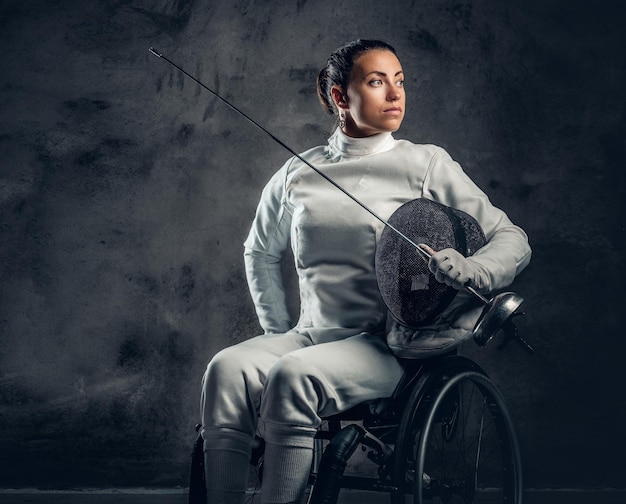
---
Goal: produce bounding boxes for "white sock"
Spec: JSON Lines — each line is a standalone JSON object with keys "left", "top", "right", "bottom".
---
{"left": 204, "top": 449, "right": 250, "bottom": 504}
{"left": 260, "top": 443, "right": 313, "bottom": 504}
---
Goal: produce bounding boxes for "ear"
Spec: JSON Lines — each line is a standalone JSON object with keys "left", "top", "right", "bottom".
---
{"left": 331, "top": 85, "right": 349, "bottom": 110}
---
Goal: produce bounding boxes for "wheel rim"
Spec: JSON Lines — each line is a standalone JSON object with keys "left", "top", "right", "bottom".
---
{"left": 395, "top": 370, "right": 522, "bottom": 504}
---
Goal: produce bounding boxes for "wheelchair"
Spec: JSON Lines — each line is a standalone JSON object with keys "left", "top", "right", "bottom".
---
{"left": 189, "top": 329, "right": 529, "bottom": 504}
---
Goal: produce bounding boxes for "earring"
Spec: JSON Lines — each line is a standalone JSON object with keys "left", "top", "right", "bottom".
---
{"left": 339, "top": 112, "right": 346, "bottom": 129}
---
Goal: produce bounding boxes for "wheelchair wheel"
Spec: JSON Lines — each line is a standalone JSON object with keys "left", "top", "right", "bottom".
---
{"left": 189, "top": 430, "right": 207, "bottom": 504}
{"left": 391, "top": 357, "right": 522, "bottom": 504}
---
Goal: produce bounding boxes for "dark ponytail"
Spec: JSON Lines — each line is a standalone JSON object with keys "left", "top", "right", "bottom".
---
{"left": 316, "top": 39, "right": 398, "bottom": 116}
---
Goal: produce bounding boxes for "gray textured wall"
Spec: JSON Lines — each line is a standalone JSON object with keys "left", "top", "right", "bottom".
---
{"left": 1, "top": 0, "right": 624, "bottom": 490}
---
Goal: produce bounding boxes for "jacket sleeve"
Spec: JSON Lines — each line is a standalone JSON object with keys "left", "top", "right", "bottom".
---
{"left": 243, "top": 161, "right": 294, "bottom": 334}
{"left": 422, "top": 147, "right": 532, "bottom": 293}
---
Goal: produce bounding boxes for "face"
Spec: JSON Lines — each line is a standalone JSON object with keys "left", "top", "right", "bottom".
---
{"left": 334, "top": 49, "right": 406, "bottom": 137}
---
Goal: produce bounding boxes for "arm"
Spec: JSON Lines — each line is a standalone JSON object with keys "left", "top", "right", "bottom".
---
{"left": 422, "top": 148, "right": 531, "bottom": 293}
{"left": 243, "top": 162, "right": 294, "bottom": 334}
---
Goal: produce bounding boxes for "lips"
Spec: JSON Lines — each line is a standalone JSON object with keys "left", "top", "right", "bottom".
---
{"left": 384, "top": 107, "right": 403, "bottom": 115}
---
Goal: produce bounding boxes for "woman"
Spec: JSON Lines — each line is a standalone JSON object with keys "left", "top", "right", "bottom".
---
{"left": 200, "top": 39, "right": 531, "bottom": 504}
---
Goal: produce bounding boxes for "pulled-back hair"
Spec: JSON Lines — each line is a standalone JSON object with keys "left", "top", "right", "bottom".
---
{"left": 317, "top": 39, "right": 398, "bottom": 116}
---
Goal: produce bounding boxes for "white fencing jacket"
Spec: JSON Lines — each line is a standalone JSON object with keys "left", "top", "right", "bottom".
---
{"left": 244, "top": 129, "right": 531, "bottom": 344}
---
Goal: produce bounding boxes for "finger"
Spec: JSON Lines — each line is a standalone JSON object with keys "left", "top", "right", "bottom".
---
{"left": 428, "top": 250, "right": 451, "bottom": 269}
{"left": 429, "top": 256, "right": 449, "bottom": 275}
{"left": 434, "top": 269, "right": 455, "bottom": 286}
{"left": 417, "top": 243, "right": 437, "bottom": 256}
{"left": 451, "top": 271, "right": 468, "bottom": 290}
{"left": 435, "top": 257, "right": 454, "bottom": 274}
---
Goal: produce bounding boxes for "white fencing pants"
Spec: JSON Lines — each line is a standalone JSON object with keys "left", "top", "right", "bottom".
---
{"left": 200, "top": 330, "right": 404, "bottom": 502}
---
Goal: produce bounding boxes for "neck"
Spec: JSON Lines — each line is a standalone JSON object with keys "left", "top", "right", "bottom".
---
{"left": 328, "top": 128, "right": 396, "bottom": 157}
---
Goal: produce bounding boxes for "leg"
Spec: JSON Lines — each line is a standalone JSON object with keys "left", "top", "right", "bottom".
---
{"left": 258, "top": 332, "right": 405, "bottom": 504}
{"left": 200, "top": 332, "right": 312, "bottom": 504}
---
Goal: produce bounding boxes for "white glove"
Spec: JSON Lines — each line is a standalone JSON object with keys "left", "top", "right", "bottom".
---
{"left": 419, "top": 244, "right": 483, "bottom": 291}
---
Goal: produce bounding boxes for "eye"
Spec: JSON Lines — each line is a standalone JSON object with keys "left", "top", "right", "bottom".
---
{"left": 396, "top": 79, "right": 405, "bottom": 87}
{"left": 369, "top": 79, "right": 383, "bottom": 87}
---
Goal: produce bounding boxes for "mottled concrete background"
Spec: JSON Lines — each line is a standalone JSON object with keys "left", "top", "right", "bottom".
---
{"left": 1, "top": 0, "right": 624, "bottom": 491}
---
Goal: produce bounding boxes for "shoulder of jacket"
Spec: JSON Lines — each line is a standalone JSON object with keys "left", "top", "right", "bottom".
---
{"left": 282, "top": 144, "right": 328, "bottom": 181}
{"left": 394, "top": 139, "right": 446, "bottom": 154}
{"left": 391, "top": 139, "right": 451, "bottom": 166}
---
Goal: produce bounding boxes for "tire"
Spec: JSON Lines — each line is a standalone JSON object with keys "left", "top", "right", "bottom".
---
{"left": 391, "top": 357, "right": 522, "bottom": 504}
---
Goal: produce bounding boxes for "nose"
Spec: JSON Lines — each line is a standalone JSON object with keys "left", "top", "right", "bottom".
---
{"left": 387, "top": 87, "right": 402, "bottom": 101}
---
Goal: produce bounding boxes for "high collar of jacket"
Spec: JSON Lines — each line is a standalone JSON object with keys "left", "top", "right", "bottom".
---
{"left": 327, "top": 128, "right": 396, "bottom": 157}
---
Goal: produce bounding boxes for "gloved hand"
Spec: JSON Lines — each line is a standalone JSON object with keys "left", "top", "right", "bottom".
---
{"left": 419, "top": 244, "right": 483, "bottom": 291}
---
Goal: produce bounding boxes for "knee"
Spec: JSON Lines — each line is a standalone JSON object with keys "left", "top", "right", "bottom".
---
{"left": 202, "top": 345, "right": 259, "bottom": 398}
{"left": 261, "top": 354, "right": 327, "bottom": 426}
{"left": 265, "top": 353, "right": 312, "bottom": 391}
{"left": 201, "top": 345, "right": 263, "bottom": 434}
{"left": 204, "top": 346, "right": 244, "bottom": 382}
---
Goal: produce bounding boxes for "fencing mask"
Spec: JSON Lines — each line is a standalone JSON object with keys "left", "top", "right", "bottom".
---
{"left": 375, "top": 198, "right": 486, "bottom": 329}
